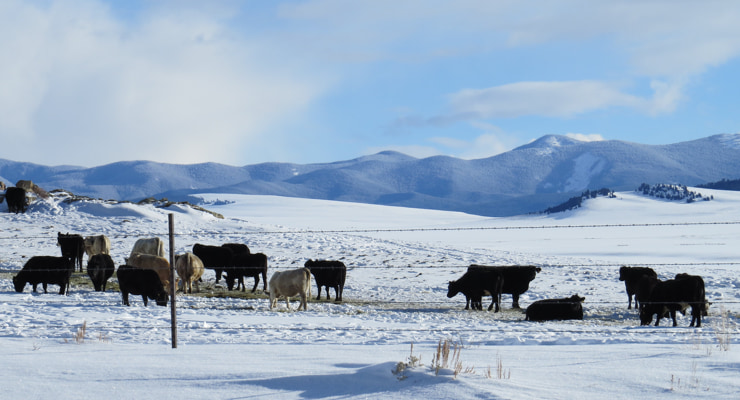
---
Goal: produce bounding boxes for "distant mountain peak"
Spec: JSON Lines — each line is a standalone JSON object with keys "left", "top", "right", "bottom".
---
{"left": 515, "top": 135, "right": 583, "bottom": 151}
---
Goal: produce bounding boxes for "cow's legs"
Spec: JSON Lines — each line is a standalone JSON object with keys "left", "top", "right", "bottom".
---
{"left": 512, "top": 294, "right": 521, "bottom": 309}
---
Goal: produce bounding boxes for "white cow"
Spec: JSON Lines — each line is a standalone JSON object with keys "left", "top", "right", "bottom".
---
{"left": 175, "top": 252, "right": 204, "bottom": 294}
{"left": 84, "top": 235, "right": 110, "bottom": 258}
{"left": 130, "top": 237, "right": 165, "bottom": 258}
{"left": 268, "top": 268, "right": 311, "bottom": 311}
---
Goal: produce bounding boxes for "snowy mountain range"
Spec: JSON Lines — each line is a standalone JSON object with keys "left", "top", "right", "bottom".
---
{"left": 2, "top": 133, "right": 740, "bottom": 216}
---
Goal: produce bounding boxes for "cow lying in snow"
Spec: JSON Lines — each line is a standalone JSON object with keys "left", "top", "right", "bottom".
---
{"left": 13, "top": 256, "right": 74, "bottom": 295}
{"left": 525, "top": 295, "right": 585, "bottom": 321}
{"left": 304, "top": 259, "right": 347, "bottom": 301}
{"left": 175, "top": 252, "right": 204, "bottom": 294}
{"left": 117, "top": 264, "right": 169, "bottom": 306}
{"left": 268, "top": 268, "right": 311, "bottom": 311}
{"left": 87, "top": 254, "right": 115, "bottom": 291}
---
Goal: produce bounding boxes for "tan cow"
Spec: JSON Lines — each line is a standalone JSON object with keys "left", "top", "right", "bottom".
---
{"left": 126, "top": 253, "right": 171, "bottom": 289}
{"left": 268, "top": 268, "right": 311, "bottom": 311}
{"left": 84, "top": 235, "right": 110, "bottom": 259}
{"left": 130, "top": 237, "right": 165, "bottom": 258}
{"left": 175, "top": 252, "right": 204, "bottom": 294}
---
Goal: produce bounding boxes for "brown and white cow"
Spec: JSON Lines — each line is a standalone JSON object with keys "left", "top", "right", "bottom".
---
{"left": 175, "top": 252, "right": 204, "bottom": 294}
{"left": 126, "top": 253, "right": 171, "bottom": 289}
{"left": 129, "top": 237, "right": 165, "bottom": 258}
{"left": 268, "top": 268, "right": 311, "bottom": 311}
{"left": 84, "top": 235, "right": 110, "bottom": 259}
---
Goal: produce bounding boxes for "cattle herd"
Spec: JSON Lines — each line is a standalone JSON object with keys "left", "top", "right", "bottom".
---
{"left": 9, "top": 233, "right": 711, "bottom": 326}
{"left": 11, "top": 233, "right": 348, "bottom": 312}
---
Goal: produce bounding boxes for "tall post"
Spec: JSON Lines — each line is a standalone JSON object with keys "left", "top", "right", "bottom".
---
{"left": 168, "top": 213, "right": 178, "bottom": 349}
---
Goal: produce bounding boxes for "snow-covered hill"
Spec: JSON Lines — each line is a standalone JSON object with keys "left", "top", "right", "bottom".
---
{"left": 2, "top": 134, "right": 740, "bottom": 216}
{"left": 1, "top": 189, "right": 739, "bottom": 399}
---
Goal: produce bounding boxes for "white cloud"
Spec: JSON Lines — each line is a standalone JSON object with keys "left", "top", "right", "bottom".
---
{"left": 448, "top": 81, "right": 640, "bottom": 119}
{"left": 0, "top": 0, "right": 327, "bottom": 166}
{"left": 445, "top": 79, "right": 688, "bottom": 121}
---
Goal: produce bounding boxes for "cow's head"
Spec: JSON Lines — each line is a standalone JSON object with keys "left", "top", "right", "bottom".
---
{"left": 446, "top": 280, "right": 460, "bottom": 298}
{"left": 618, "top": 266, "right": 628, "bottom": 281}
{"left": 152, "top": 289, "right": 169, "bottom": 307}
{"left": 639, "top": 304, "right": 658, "bottom": 326}
{"left": 569, "top": 294, "right": 585, "bottom": 303}
{"left": 12, "top": 275, "right": 25, "bottom": 293}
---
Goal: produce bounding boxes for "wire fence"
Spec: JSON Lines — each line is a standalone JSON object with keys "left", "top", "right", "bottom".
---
{"left": 1, "top": 219, "right": 738, "bottom": 340}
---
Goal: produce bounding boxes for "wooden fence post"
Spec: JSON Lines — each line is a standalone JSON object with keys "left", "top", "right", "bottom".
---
{"left": 168, "top": 213, "right": 177, "bottom": 349}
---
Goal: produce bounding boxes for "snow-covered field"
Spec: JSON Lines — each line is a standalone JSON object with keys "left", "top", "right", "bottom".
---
{"left": 1, "top": 190, "right": 738, "bottom": 399}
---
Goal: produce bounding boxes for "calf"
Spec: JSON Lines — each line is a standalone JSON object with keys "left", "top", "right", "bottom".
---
{"left": 304, "top": 259, "right": 347, "bottom": 301}
{"left": 468, "top": 265, "right": 541, "bottom": 308}
{"left": 13, "top": 256, "right": 74, "bottom": 295}
{"left": 175, "top": 252, "right": 204, "bottom": 294}
{"left": 193, "top": 243, "right": 233, "bottom": 283}
{"left": 87, "top": 254, "right": 115, "bottom": 291}
{"left": 268, "top": 268, "right": 312, "bottom": 311}
{"left": 117, "top": 264, "right": 169, "bottom": 306}
{"left": 525, "top": 295, "right": 585, "bottom": 321}
{"left": 57, "top": 232, "right": 85, "bottom": 272}
{"left": 447, "top": 269, "right": 504, "bottom": 312}
{"left": 126, "top": 253, "right": 171, "bottom": 288}
{"left": 619, "top": 266, "right": 658, "bottom": 309}
{"left": 225, "top": 252, "right": 268, "bottom": 292}
{"left": 639, "top": 277, "right": 706, "bottom": 327}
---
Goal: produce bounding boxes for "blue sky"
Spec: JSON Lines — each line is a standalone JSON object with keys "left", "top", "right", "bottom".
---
{"left": 2, "top": 0, "right": 740, "bottom": 167}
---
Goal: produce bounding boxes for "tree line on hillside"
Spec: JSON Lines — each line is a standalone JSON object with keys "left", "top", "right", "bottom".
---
{"left": 637, "top": 183, "right": 712, "bottom": 203}
{"left": 543, "top": 188, "right": 615, "bottom": 214}
{"left": 698, "top": 178, "right": 740, "bottom": 191}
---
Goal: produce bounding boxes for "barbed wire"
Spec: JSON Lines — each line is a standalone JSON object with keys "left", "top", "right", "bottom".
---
{"left": 3, "top": 322, "right": 738, "bottom": 337}
{"left": 1, "top": 220, "right": 740, "bottom": 241}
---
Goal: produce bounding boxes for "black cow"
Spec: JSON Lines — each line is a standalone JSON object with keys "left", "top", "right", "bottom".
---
{"left": 13, "top": 256, "right": 74, "bottom": 295}
{"left": 525, "top": 295, "right": 585, "bottom": 321}
{"left": 193, "top": 243, "right": 233, "bottom": 283}
{"left": 57, "top": 232, "right": 85, "bottom": 272}
{"left": 116, "top": 264, "right": 169, "bottom": 306}
{"left": 304, "top": 259, "right": 347, "bottom": 301}
{"left": 634, "top": 274, "right": 661, "bottom": 310}
{"left": 447, "top": 269, "right": 504, "bottom": 312}
{"left": 619, "top": 266, "right": 658, "bottom": 309}
{"left": 5, "top": 187, "right": 28, "bottom": 213}
{"left": 675, "top": 273, "right": 710, "bottom": 323}
{"left": 222, "top": 242, "right": 250, "bottom": 255}
{"left": 468, "top": 265, "right": 541, "bottom": 308}
{"left": 639, "top": 277, "right": 706, "bottom": 327}
{"left": 87, "top": 254, "right": 115, "bottom": 291}
{"left": 224, "top": 252, "right": 268, "bottom": 292}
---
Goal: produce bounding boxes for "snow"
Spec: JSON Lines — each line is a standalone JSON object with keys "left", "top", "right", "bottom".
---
{"left": 1, "top": 190, "right": 739, "bottom": 399}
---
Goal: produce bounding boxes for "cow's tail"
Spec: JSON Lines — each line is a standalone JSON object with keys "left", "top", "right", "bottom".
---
{"left": 304, "top": 267, "right": 312, "bottom": 299}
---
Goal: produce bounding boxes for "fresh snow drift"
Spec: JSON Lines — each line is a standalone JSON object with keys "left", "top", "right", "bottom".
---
{"left": 1, "top": 190, "right": 739, "bottom": 399}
